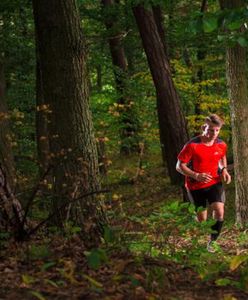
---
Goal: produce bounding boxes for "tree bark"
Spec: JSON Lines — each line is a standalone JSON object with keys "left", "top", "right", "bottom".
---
{"left": 0, "top": 62, "right": 16, "bottom": 189}
{"left": 220, "top": 0, "right": 248, "bottom": 226}
{"left": 32, "top": 0, "right": 106, "bottom": 246}
{"left": 96, "top": 65, "right": 102, "bottom": 92}
{"left": 0, "top": 62, "right": 26, "bottom": 239}
{"left": 133, "top": 4, "right": 188, "bottom": 184}
{"left": 152, "top": 5, "right": 168, "bottom": 57}
{"left": 0, "top": 165, "right": 26, "bottom": 239}
{"left": 35, "top": 45, "right": 50, "bottom": 175}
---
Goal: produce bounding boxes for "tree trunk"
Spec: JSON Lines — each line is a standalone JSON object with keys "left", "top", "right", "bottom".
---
{"left": 220, "top": 0, "right": 248, "bottom": 226}
{"left": 152, "top": 5, "right": 168, "bottom": 57}
{"left": 195, "top": 0, "right": 208, "bottom": 117}
{"left": 96, "top": 65, "right": 102, "bottom": 92}
{"left": 35, "top": 46, "right": 50, "bottom": 175}
{"left": 0, "top": 62, "right": 16, "bottom": 188}
{"left": 0, "top": 62, "right": 26, "bottom": 239}
{"left": 0, "top": 165, "right": 26, "bottom": 239}
{"left": 32, "top": 0, "right": 106, "bottom": 246}
{"left": 102, "top": 0, "right": 140, "bottom": 154}
{"left": 133, "top": 4, "right": 188, "bottom": 184}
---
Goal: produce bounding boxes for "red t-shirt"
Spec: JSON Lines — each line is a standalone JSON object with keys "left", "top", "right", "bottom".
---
{"left": 177, "top": 136, "right": 227, "bottom": 190}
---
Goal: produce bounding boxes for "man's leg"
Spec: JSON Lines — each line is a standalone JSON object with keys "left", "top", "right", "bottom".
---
{"left": 187, "top": 189, "right": 208, "bottom": 222}
{"left": 197, "top": 209, "right": 208, "bottom": 222}
{"left": 210, "top": 202, "right": 224, "bottom": 241}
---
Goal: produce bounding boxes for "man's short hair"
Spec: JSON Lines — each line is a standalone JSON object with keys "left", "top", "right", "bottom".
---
{"left": 205, "top": 114, "right": 224, "bottom": 127}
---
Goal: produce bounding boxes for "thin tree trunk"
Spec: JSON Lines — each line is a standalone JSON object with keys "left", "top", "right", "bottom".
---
{"left": 152, "top": 5, "right": 168, "bottom": 57}
{"left": 133, "top": 4, "right": 188, "bottom": 184}
{"left": 96, "top": 65, "right": 102, "bottom": 92}
{"left": 102, "top": 0, "right": 140, "bottom": 154}
{"left": 32, "top": 0, "right": 106, "bottom": 246}
{"left": 195, "top": 0, "right": 208, "bottom": 116}
{"left": 220, "top": 0, "right": 248, "bottom": 226}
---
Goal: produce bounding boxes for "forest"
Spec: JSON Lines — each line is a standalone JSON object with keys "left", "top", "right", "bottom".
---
{"left": 0, "top": 0, "right": 248, "bottom": 299}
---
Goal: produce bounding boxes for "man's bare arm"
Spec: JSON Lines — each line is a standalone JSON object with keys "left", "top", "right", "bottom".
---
{"left": 220, "top": 155, "right": 231, "bottom": 184}
{"left": 176, "top": 160, "right": 212, "bottom": 183}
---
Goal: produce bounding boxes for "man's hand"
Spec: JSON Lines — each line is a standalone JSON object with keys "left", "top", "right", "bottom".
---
{"left": 194, "top": 172, "right": 212, "bottom": 183}
{"left": 221, "top": 168, "right": 231, "bottom": 184}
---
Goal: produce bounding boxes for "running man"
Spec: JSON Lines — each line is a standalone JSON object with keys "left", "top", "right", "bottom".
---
{"left": 176, "top": 114, "right": 231, "bottom": 252}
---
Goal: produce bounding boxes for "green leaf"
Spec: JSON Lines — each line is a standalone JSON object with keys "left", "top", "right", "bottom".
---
{"left": 29, "top": 244, "right": 50, "bottom": 260}
{"left": 203, "top": 16, "right": 218, "bottom": 33}
{"left": 215, "top": 278, "right": 232, "bottom": 286}
{"left": 230, "top": 255, "right": 248, "bottom": 271}
{"left": 227, "top": 20, "right": 244, "bottom": 30}
{"left": 129, "top": 275, "right": 140, "bottom": 287}
{"left": 169, "top": 201, "right": 179, "bottom": 211}
{"left": 103, "top": 226, "right": 115, "bottom": 243}
{"left": 237, "top": 37, "right": 248, "bottom": 47}
{"left": 29, "top": 291, "right": 46, "bottom": 300}
{"left": 217, "top": 35, "right": 226, "bottom": 42}
{"left": 187, "top": 18, "right": 203, "bottom": 35}
{"left": 40, "top": 261, "right": 56, "bottom": 271}
{"left": 71, "top": 226, "right": 81, "bottom": 234}
{"left": 84, "top": 248, "right": 107, "bottom": 270}
{"left": 22, "top": 274, "right": 36, "bottom": 285}
{"left": 83, "top": 274, "right": 103, "bottom": 288}
{"left": 44, "top": 279, "right": 59, "bottom": 288}
{"left": 188, "top": 203, "right": 195, "bottom": 214}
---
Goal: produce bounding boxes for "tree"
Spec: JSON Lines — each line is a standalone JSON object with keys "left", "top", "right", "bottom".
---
{"left": 220, "top": 0, "right": 248, "bottom": 225}
{"left": 193, "top": 0, "right": 208, "bottom": 117}
{"left": 0, "top": 60, "right": 26, "bottom": 239}
{"left": 101, "top": 0, "right": 141, "bottom": 154}
{"left": 35, "top": 46, "right": 50, "bottom": 176}
{"left": 0, "top": 62, "right": 16, "bottom": 188}
{"left": 32, "top": 0, "right": 106, "bottom": 246}
{"left": 132, "top": 3, "right": 189, "bottom": 184}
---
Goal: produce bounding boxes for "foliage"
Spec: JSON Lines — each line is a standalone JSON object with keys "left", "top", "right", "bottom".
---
{"left": 84, "top": 248, "right": 108, "bottom": 270}
{"left": 0, "top": 0, "right": 36, "bottom": 182}
{"left": 26, "top": 244, "right": 51, "bottom": 261}
{"left": 0, "top": 1, "right": 248, "bottom": 298}
{"left": 121, "top": 199, "right": 248, "bottom": 290}
{"left": 0, "top": 153, "right": 247, "bottom": 298}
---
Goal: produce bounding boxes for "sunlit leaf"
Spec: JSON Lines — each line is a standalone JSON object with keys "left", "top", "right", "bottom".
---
{"left": 83, "top": 274, "right": 103, "bottom": 288}
{"left": 230, "top": 255, "right": 248, "bottom": 271}
{"left": 223, "top": 294, "right": 238, "bottom": 300}
{"left": 22, "top": 274, "right": 36, "bottom": 285}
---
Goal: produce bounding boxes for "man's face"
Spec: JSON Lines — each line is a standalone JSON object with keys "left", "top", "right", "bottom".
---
{"left": 203, "top": 122, "right": 221, "bottom": 140}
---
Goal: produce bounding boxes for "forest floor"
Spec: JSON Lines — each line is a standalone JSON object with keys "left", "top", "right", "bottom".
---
{"left": 0, "top": 152, "right": 248, "bottom": 300}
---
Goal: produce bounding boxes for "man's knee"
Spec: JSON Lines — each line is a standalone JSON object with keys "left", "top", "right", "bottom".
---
{"left": 197, "top": 210, "right": 208, "bottom": 222}
{"left": 211, "top": 202, "right": 224, "bottom": 220}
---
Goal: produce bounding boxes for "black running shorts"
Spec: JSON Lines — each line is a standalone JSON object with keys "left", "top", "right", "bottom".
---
{"left": 187, "top": 182, "right": 225, "bottom": 210}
